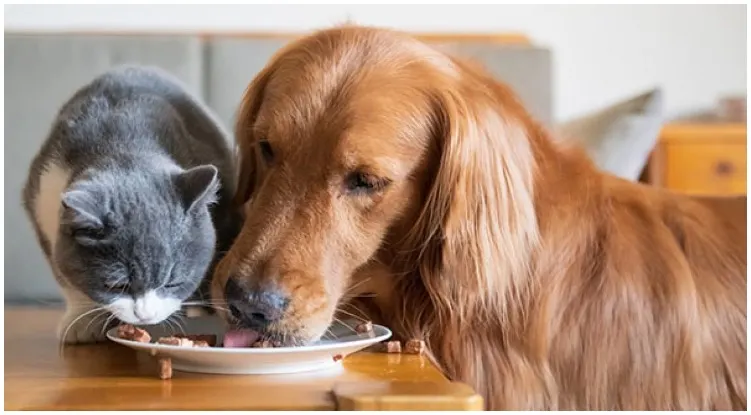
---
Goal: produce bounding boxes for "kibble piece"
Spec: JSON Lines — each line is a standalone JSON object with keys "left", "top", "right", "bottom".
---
{"left": 158, "top": 357, "right": 172, "bottom": 380}
{"left": 354, "top": 321, "right": 373, "bottom": 334}
{"left": 386, "top": 340, "right": 402, "bottom": 353}
{"left": 333, "top": 354, "right": 344, "bottom": 362}
{"left": 174, "top": 334, "right": 217, "bottom": 347}
{"left": 157, "top": 337, "right": 180, "bottom": 346}
{"left": 157, "top": 336, "right": 193, "bottom": 347}
{"left": 404, "top": 339, "right": 426, "bottom": 355}
{"left": 133, "top": 329, "right": 151, "bottom": 343}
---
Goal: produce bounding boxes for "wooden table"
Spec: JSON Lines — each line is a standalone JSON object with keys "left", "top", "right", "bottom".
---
{"left": 4, "top": 306, "right": 483, "bottom": 410}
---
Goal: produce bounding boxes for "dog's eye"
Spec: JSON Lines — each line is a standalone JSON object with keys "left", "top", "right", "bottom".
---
{"left": 344, "top": 172, "right": 391, "bottom": 195}
{"left": 258, "top": 140, "right": 274, "bottom": 163}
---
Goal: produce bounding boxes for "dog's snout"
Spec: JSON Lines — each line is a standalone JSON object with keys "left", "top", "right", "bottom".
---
{"left": 225, "top": 277, "right": 287, "bottom": 328}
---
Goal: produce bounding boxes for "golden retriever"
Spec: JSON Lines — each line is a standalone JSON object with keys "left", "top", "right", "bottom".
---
{"left": 212, "top": 25, "right": 747, "bottom": 410}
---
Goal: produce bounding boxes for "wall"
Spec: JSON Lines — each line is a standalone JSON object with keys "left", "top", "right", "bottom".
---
{"left": 5, "top": 4, "right": 747, "bottom": 123}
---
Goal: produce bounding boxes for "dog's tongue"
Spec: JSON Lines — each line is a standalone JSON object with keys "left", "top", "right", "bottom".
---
{"left": 223, "top": 329, "right": 260, "bottom": 348}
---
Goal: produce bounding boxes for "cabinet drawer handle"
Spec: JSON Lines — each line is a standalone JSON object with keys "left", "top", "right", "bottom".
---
{"left": 715, "top": 161, "right": 735, "bottom": 176}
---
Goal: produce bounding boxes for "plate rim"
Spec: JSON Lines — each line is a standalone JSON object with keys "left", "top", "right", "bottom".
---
{"left": 106, "top": 324, "right": 392, "bottom": 354}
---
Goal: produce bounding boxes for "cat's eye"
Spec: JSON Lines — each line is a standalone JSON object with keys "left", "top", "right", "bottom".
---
{"left": 72, "top": 226, "right": 107, "bottom": 241}
{"left": 164, "top": 282, "right": 183, "bottom": 289}
{"left": 108, "top": 282, "right": 129, "bottom": 292}
{"left": 258, "top": 139, "right": 274, "bottom": 163}
{"left": 344, "top": 172, "right": 391, "bottom": 195}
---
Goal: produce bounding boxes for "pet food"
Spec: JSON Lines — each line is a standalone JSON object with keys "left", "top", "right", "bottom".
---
{"left": 116, "top": 324, "right": 151, "bottom": 343}
{"left": 157, "top": 336, "right": 193, "bottom": 347}
{"left": 404, "top": 339, "right": 426, "bottom": 355}
{"left": 174, "top": 333, "right": 218, "bottom": 347}
{"left": 192, "top": 340, "right": 210, "bottom": 348}
{"left": 354, "top": 321, "right": 373, "bottom": 334}
{"left": 157, "top": 336, "right": 210, "bottom": 348}
{"left": 333, "top": 354, "right": 343, "bottom": 362}
{"left": 386, "top": 340, "right": 402, "bottom": 353}
{"left": 223, "top": 329, "right": 260, "bottom": 348}
{"left": 251, "top": 340, "right": 275, "bottom": 348}
{"left": 158, "top": 357, "right": 172, "bottom": 380}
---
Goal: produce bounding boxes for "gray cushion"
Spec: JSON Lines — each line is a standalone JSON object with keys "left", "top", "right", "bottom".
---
{"left": 557, "top": 89, "right": 665, "bottom": 181}
{"left": 437, "top": 43, "right": 554, "bottom": 127}
{"left": 205, "top": 38, "right": 555, "bottom": 131}
{"left": 4, "top": 34, "right": 204, "bottom": 302}
{"left": 205, "top": 38, "right": 289, "bottom": 131}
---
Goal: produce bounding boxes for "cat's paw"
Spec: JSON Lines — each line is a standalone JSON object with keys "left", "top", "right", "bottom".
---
{"left": 57, "top": 309, "right": 111, "bottom": 344}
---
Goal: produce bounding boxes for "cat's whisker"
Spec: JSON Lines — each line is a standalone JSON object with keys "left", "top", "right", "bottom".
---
{"left": 163, "top": 318, "right": 176, "bottom": 336}
{"left": 344, "top": 302, "right": 371, "bottom": 321}
{"left": 323, "top": 326, "right": 338, "bottom": 341}
{"left": 167, "top": 315, "right": 186, "bottom": 335}
{"left": 344, "top": 277, "right": 372, "bottom": 296}
{"left": 171, "top": 314, "right": 188, "bottom": 334}
{"left": 332, "top": 316, "right": 357, "bottom": 334}
{"left": 83, "top": 310, "right": 109, "bottom": 335}
{"left": 182, "top": 300, "right": 229, "bottom": 306}
{"left": 335, "top": 307, "right": 367, "bottom": 323}
{"left": 101, "top": 313, "right": 118, "bottom": 338}
{"left": 58, "top": 306, "right": 106, "bottom": 352}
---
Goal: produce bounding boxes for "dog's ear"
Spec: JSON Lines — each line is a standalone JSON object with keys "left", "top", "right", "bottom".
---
{"left": 406, "top": 60, "right": 541, "bottom": 313}
{"left": 233, "top": 66, "right": 274, "bottom": 209}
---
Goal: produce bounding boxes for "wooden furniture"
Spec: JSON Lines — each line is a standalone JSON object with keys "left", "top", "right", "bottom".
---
{"left": 643, "top": 122, "right": 747, "bottom": 196}
{"left": 3, "top": 306, "right": 483, "bottom": 411}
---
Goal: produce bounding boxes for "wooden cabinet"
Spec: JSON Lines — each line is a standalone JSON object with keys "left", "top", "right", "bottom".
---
{"left": 643, "top": 123, "right": 747, "bottom": 196}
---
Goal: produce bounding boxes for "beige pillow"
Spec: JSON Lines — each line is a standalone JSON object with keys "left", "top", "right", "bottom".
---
{"left": 556, "top": 89, "right": 664, "bottom": 181}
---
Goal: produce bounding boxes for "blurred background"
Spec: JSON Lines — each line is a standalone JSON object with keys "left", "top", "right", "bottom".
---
{"left": 4, "top": 4, "right": 747, "bottom": 303}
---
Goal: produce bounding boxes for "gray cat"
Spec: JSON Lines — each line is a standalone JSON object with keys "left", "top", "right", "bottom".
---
{"left": 22, "top": 65, "right": 241, "bottom": 344}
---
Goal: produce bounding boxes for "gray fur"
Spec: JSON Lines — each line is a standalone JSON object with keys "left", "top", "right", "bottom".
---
{"left": 22, "top": 65, "right": 241, "bottom": 336}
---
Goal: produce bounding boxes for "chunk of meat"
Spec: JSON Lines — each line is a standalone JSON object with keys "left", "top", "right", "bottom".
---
{"left": 158, "top": 357, "right": 172, "bottom": 380}
{"left": 116, "top": 324, "right": 151, "bottom": 343}
{"left": 354, "top": 321, "right": 373, "bottom": 334}
{"left": 404, "top": 339, "right": 426, "bottom": 355}
{"left": 174, "top": 334, "right": 218, "bottom": 347}
{"left": 386, "top": 340, "right": 402, "bottom": 353}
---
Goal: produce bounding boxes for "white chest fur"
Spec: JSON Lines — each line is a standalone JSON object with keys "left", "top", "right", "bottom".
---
{"left": 34, "top": 162, "right": 70, "bottom": 255}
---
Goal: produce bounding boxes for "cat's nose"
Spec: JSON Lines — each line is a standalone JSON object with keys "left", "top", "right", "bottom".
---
{"left": 134, "top": 308, "right": 158, "bottom": 322}
{"left": 133, "top": 301, "right": 159, "bottom": 322}
{"left": 133, "top": 295, "right": 161, "bottom": 323}
{"left": 225, "top": 277, "right": 288, "bottom": 329}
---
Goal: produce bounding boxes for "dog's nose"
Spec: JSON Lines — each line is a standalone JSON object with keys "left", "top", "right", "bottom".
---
{"left": 225, "top": 277, "right": 287, "bottom": 328}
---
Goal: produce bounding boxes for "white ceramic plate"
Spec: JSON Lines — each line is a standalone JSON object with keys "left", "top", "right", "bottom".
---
{"left": 106, "top": 315, "right": 391, "bottom": 375}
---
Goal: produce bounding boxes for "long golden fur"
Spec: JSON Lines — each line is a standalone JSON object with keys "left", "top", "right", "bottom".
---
{"left": 213, "top": 25, "right": 747, "bottom": 410}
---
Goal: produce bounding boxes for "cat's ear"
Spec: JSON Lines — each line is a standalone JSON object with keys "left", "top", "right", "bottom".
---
{"left": 61, "top": 189, "right": 107, "bottom": 243}
{"left": 61, "top": 190, "right": 103, "bottom": 227}
{"left": 174, "top": 165, "right": 220, "bottom": 212}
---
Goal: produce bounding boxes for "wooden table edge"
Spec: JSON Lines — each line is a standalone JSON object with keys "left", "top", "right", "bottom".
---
{"left": 333, "top": 380, "right": 485, "bottom": 411}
